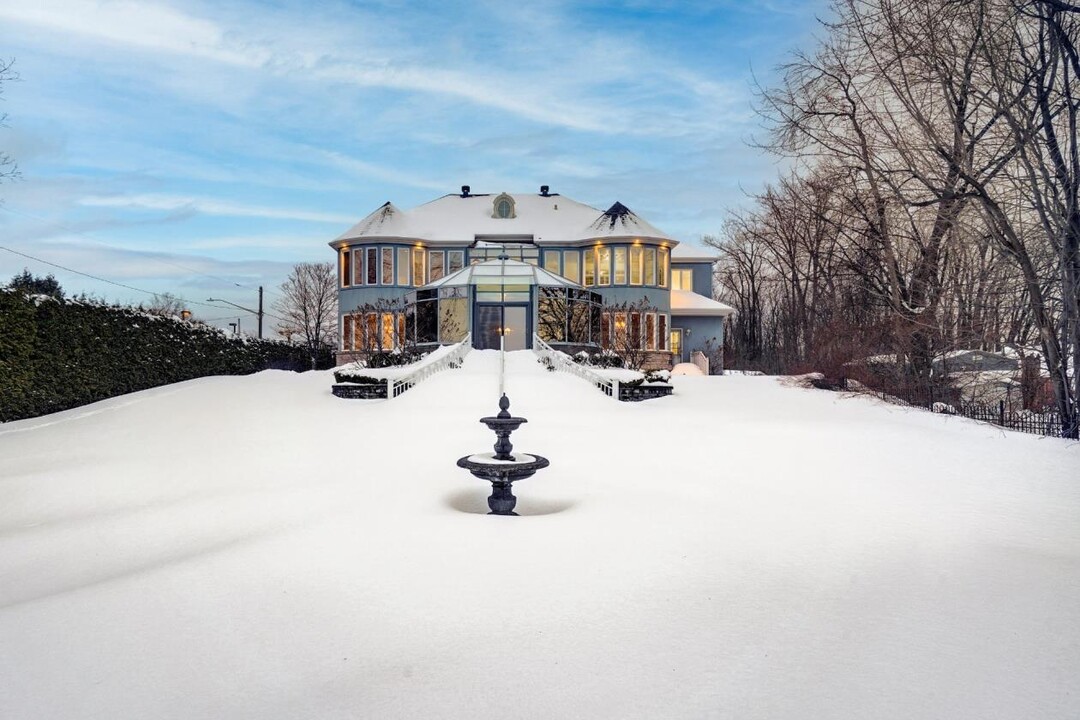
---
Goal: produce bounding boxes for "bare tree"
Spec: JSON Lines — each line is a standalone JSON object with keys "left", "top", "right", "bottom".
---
{"left": 143, "top": 292, "right": 186, "bottom": 317}
{"left": 0, "top": 58, "right": 19, "bottom": 187}
{"left": 274, "top": 262, "right": 337, "bottom": 370}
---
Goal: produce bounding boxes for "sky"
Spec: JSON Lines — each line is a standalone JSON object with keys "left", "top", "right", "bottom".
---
{"left": 0, "top": 0, "right": 826, "bottom": 330}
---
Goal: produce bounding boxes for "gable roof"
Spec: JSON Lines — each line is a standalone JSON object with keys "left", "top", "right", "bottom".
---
{"left": 331, "top": 192, "right": 675, "bottom": 246}
{"left": 670, "top": 289, "right": 735, "bottom": 317}
{"left": 671, "top": 243, "right": 719, "bottom": 262}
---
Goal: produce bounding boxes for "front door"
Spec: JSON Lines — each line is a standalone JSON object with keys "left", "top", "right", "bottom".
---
{"left": 475, "top": 305, "right": 529, "bottom": 350}
{"left": 671, "top": 328, "right": 684, "bottom": 363}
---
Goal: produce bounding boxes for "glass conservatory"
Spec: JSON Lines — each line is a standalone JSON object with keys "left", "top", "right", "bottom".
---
{"left": 403, "top": 258, "right": 603, "bottom": 351}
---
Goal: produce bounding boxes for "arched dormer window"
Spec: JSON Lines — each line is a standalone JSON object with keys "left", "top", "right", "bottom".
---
{"left": 492, "top": 192, "right": 515, "bottom": 219}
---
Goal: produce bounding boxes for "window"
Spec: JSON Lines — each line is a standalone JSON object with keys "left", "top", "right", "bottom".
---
{"left": 493, "top": 193, "right": 515, "bottom": 219}
{"left": 366, "top": 314, "right": 378, "bottom": 349}
{"left": 448, "top": 250, "right": 465, "bottom": 273}
{"left": 381, "top": 248, "right": 394, "bottom": 285}
{"left": 366, "top": 248, "right": 378, "bottom": 285}
{"left": 352, "top": 249, "right": 364, "bottom": 286}
{"left": 614, "top": 247, "right": 627, "bottom": 285}
{"left": 645, "top": 313, "right": 656, "bottom": 350}
{"left": 597, "top": 246, "right": 612, "bottom": 286}
{"left": 629, "top": 312, "right": 641, "bottom": 349}
{"left": 416, "top": 300, "right": 438, "bottom": 343}
{"left": 644, "top": 247, "right": 657, "bottom": 286}
{"left": 584, "top": 250, "right": 596, "bottom": 286}
{"left": 381, "top": 313, "right": 395, "bottom": 349}
{"left": 428, "top": 251, "right": 445, "bottom": 282}
{"left": 658, "top": 314, "right": 668, "bottom": 351}
{"left": 601, "top": 313, "right": 611, "bottom": 347}
{"left": 538, "top": 287, "right": 567, "bottom": 342}
{"left": 670, "top": 328, "right": 681, "bottom": 357}
{"left": 672, "top": 268, "right": 693, "bottom": 291}
{"left": 342, "top": 315, "right": 353, "bottom": 349}
{"left": 341, "top": 249, "right": 351, "bottom": 287}
{"left": 397, "top": 248, "right": 410, "bottom": 286}
{"left": 439, "top": 296, "right": 468, "bottom": 342}
{"left": 613, "top": 312, "right": 627, "bottom": 346}
{"left": 412, "top": 248, "right": 425, "bottom": 287}
{"left": 544, "top": 251, "right": 561, "bottom": 276}
{"left": 659, "top": 248, "right": 670, "bottom": 288}
{"left": 630, "top": 246, "right": 643, "bottom": 285}
{"left": 563, "top": 251, "right": 580, "bottom": 284}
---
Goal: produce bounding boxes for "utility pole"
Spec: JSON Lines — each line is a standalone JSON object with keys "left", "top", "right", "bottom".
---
{"left": 208, "top": 293, "right": 264, "bottom": 339}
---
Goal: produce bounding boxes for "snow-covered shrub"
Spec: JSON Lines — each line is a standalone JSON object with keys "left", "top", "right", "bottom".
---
{"left": 366, "top": 349, "right": 425, "bottom": 368}
{"left": 0, "top": 289, "right": 333, "bottom": 423}
{"left": 644, "top": 369, "right": 671, "bottom": 384}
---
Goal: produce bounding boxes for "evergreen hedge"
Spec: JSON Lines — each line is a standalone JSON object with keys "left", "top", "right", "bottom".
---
{"left": 0, "top": 290, "right": 333, "bottom": 422}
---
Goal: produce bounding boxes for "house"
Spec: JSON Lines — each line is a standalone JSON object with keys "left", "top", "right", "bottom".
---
{"left": 329, "top": 186, "right": 734, "bottom": 369}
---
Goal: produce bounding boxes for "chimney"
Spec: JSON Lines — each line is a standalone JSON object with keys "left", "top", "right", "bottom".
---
{"left": 540, "top": 185, "right": 550, "bottom": 197}
{"left": 461, "top": 185, "right": 471, "bottom": 197}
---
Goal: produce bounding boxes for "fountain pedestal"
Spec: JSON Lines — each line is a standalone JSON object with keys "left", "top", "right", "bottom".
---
{"left": 456, "top": 395, "right": 549, "bottom": 515}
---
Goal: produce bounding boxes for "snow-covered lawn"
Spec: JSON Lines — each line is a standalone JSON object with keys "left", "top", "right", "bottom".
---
{"left": 1, "top": 350, "right": 1078, "bottom": 719}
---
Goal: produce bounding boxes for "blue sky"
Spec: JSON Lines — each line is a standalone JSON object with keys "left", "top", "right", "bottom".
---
{"left": 0, "top": 0, "right": 825, "bottom": 327}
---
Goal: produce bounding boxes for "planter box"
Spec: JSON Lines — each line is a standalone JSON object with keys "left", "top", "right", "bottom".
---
{"left": 618, "top": 383, "right": 673, "bottom": 402}
{"left": 332, "top": 383, "right": 388, "bottom": 400}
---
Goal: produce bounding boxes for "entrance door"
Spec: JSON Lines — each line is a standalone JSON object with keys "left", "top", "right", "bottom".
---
{"left": 670, "top": 328, "right": 684, "bottom": 363}
{"left": 475, "top": 305, "right": 529, "bottom": 350}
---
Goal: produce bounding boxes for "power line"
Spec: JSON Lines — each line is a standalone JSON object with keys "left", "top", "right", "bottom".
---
{"left": 0, "top": 244, "right": 225, "bottom": 310}
{"left": 0, "top": 205, "right": 272, "bottom": 293}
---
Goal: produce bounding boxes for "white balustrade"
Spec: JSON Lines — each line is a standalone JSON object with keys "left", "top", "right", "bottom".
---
{"left": 388, "top": 334, "right": 472, "bottom": 398}
{"left": 531, "top": 334, "right": 616, "bottom": 398}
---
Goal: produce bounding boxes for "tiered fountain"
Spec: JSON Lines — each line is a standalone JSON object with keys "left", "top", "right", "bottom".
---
{"left": 456, "top": 394, "right": 549, "bottom": 515}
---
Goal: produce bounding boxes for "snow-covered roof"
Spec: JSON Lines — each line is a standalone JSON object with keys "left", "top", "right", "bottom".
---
{"left": 670, "top": 289, "right": 735, "bottom": 317}
{"left": 422, "top": 258, "right": 583, "bottom": 290}
{"left": 671, "top": 243, "right": 719, "bottom": 262}
{"left": 331, "top": 192, "right": 676, "bottom": 246}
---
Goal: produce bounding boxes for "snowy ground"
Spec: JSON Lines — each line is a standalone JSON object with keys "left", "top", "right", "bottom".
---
{"left": 1, "top": 350, "right": 1078, "bottom": 719}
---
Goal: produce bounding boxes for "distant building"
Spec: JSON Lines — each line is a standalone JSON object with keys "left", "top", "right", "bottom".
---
{"left": 933, "top": 350, "right": 1019, "bottom": 373}
{"left": 329, "top": 186, "right": 734, "bottom": 368}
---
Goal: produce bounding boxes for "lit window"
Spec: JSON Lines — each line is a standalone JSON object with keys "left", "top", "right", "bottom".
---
{"left": 614, "top": 247, "right": 627, "bottom": 285}
{"left": 544, "top": 251, "right": 561, "bottom": 276}
{"left": 397, "top": 248, "right": 410, "bottom": 286}
{"left": 597, "top": 246, "right": 612, "bottom": 286}
{"left": 672, "top": 269, "right": 693, "bottom": 291}
{"left": 614, "top": 313, "right": 627, "bottom": 346}
{"left": 563, "top": 251, "right": 580, "bottom": 283}
{"left": 659, "top": 248, "right": 669, "bottom": 288}
{"left": 630, "top": 246, "right": 643, "bottom": 285}
{"left": 412, "top": 248, "right": 425, "bottom": 287}
{"left": 584, "top": 250, "right": 596, "bottom": 286}
{"left": 644, "top": 248, "right": 656, "bottom": 286}
{"left": 381, "top": 313, "right": 395, "bottom": 350}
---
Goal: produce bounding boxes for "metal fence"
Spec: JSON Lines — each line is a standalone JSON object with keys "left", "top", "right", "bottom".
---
{"left": 870, "top": 384, "right": 1065, "bottom": 438}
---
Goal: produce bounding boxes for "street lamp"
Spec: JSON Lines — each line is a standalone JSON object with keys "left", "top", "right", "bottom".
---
{"left": 207, "top": 286, "right": 264, "bottom": 338}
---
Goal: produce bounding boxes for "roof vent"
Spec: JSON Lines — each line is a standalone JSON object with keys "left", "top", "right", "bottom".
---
{"left": 540, "top": 185, "right": 550, "bottom": 196}
{"left": 461, "top": 185, "right": 471, "bottom": 197}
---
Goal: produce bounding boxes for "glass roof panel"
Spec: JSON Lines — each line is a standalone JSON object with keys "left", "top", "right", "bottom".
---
{"left": 418, "top": 258, "right": 582, "bottom": 290}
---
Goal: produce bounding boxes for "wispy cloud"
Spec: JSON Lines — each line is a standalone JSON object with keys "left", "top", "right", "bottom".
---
{"left": 78, "top": 194, "right": 355, "bottom": 224}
